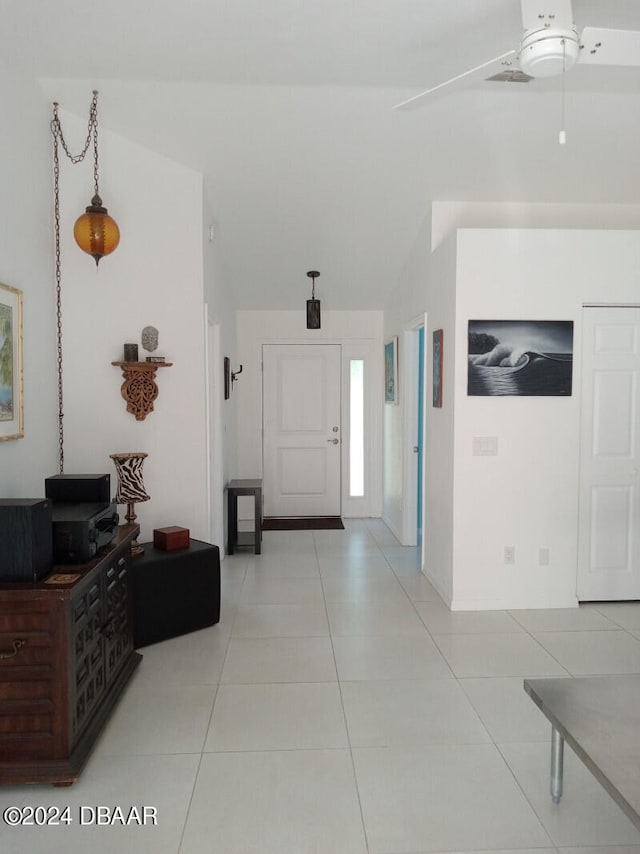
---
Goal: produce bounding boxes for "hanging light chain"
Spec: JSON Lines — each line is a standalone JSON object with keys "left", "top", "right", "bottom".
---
{"left": 52, "top": 123, "right": 64, "bottom": 474}
{"left": 92, "top": 104, "right": 100, "bottom": 197}
{"left": 51, "top": 90, "right": 98, "bottom": 167}
{"left": 559, "top": 40, "right": 567, "bottom": 145}
{"left": 50, "top": 90, "right": 100, "bottom": 474}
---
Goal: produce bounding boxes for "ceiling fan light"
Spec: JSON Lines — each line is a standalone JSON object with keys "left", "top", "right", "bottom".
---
{"left": 519, "top": 29, "right": 580, "bottom": 77}
{"left": 73, "top": 195, "right": 120, "bottom": 266}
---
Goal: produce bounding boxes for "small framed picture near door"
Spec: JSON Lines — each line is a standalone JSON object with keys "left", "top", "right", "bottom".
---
{"left": 384, "top": 337, "right": 398, "bottom": 404}
{"left": 0, "top": 281, "right": 24, "bottom": 441}
{"left": 433, "top": 329, "right": 443, "bottom": 407}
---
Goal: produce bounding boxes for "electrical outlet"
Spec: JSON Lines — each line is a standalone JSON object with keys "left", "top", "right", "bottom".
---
{"left": 504, "top": 546, "right": 515, "bottom": 564}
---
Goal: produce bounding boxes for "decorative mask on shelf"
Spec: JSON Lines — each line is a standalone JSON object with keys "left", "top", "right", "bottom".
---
{"left": 141, "top": 326, "right": 159, "bottom": 353}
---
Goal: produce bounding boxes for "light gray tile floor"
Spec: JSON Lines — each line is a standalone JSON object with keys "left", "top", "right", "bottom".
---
{"left": 4, "top": 520, "right": 640, "bottom": 854}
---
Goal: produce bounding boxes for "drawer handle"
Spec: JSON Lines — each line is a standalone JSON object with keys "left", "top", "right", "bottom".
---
{"left": 0, "top": 638, "right": 27, "bottom": 660}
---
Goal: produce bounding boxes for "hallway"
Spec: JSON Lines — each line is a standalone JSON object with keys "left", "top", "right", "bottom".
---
{"left": 2, "top": 520, "right": 640, "bottom": 853}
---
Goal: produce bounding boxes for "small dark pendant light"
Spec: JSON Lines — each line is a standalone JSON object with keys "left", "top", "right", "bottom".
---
{"left": 306, "top": 270, "right": 321, "bottom": 329}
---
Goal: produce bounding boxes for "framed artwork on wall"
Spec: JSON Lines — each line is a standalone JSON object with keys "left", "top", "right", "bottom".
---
{"left": 433, "top": 329, "right": 443, "bottom": 407}
{"left": 467, "top": 319, "right": 574, "bottom": 396}
{"left": 0, "top": 282, "right": 24, "bottom": 441}
{"left": 384, "top": 337, "right": 398, "bottom": 404}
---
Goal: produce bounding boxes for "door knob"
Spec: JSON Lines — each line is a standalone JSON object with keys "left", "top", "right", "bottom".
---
{"left": 327, "top": 438, "right": 339, "bottom": 444}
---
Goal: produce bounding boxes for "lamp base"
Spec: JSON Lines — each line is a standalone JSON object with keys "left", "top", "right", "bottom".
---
{"left": 125, "top": 502, "right": 145, "bottom": 557}
{"left": 130, "top": 540, "right": 145, "bottom": 558}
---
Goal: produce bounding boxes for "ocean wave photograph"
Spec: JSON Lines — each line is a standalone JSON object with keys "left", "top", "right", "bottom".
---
{"left": 468, "top": 320, "right": 573, "bottom": 396}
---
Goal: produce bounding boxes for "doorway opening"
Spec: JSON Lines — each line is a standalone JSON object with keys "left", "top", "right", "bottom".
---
{"left": 417, "top": 326, "right": 425, "bottom": 547}
{"left": 402, "top": 314, "right": 428, "bottom": 560}
{"left": 262, "top": 343, "right": 342, "bottom": 519}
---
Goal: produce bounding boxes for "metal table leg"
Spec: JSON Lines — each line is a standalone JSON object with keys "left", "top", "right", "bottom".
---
{"left": 227, "top": 489, "right": 237, "bottom": 555}
{"left": 253, "top": 487, "right": 262, "bottom": 554}
{"left": 551, "top": 726, "right": 564, "bottom": 804}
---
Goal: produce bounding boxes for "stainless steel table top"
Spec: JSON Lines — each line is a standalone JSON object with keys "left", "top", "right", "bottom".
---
{"left": 524, "top": 676, "right": 640, "bottom": 830}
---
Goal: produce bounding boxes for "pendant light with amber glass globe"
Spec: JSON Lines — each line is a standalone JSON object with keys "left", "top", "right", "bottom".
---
{"left": 51, "top": 90, "right": 120, "bottom": 267}
{"left": 50, "top": 90, "right": 120, "bottom": 474}
{"left": 73, "top": 193, "right": 120, "bottom": 266}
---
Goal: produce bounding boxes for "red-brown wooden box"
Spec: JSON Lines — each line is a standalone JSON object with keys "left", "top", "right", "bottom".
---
{"left": 153, "top": 526, "right": 190, "bottom": 551}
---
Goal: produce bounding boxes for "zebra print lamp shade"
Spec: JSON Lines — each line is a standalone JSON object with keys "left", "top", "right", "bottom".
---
{"left": 110, "top": 452, "right": 150, "bottom": 503}
{"left": 110, "top": 452, "right": 150, "bottom": 556}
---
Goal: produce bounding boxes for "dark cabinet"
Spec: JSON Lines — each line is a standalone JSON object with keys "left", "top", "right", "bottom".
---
{"left": 0, "top": 526, "right": 141, "bottom": 785}
{"left": 132, "top": 539, "right": 220, "bottom": 648}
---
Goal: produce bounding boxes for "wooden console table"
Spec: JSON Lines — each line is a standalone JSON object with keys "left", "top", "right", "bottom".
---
{"left": 524, "top": 676, "right": 640, "bottom": 831}
{"left": 0, "top": 526, "right": 141, "bottom": 786}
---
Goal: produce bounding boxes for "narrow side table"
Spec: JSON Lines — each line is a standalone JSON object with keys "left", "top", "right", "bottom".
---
{"left": 228, "top": 478, "right": 262, "bottom": 554}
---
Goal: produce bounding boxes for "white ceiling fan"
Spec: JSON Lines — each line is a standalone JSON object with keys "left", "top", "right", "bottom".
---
{"left": 393, "top": 0, "right": 640, "bottom": 111}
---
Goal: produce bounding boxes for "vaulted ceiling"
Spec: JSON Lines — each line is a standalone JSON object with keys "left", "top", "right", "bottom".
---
{"left": 2, "top": 0, "right": 640, "bottom": 309}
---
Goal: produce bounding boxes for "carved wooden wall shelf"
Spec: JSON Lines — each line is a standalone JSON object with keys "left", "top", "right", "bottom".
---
{"left": 111, "top": 361, "right": 173, "bottom": 421}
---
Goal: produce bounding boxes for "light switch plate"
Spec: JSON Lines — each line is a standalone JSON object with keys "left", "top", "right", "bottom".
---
{"left": 473, "top": 436, "right": 498, "bottom": 456}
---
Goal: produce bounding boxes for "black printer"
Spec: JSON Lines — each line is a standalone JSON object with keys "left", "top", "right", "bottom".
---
{"left": 45, "top": 473, "right": 118, "bottom": 564}
{"left": 51, "top": 502, "right": 119, "bottom": 564}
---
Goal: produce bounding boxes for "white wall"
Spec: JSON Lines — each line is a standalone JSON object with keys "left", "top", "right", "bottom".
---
{"left": 382, "top": 200, "right": 640, "bottom": 609}
{"left": 431, "top": 201, "right": 640, "bottom": 252}
{"left": 55, "top": 109, "right": 208, "bottom": 544}
{"left": 0, "top": 74, "right": 58, "bottom": 495}
{"left": 422, "top": 236, "right": 457, "bottom": 603}
{"left": 235, "top": 310, "right": 383, "bottom": 520}
{"left": 203, "top": 188, "right": 237, "bottom": 551}
{"left": 449, "top": 228, "right": 640, "bottom": 610}
{"left": 382, "top": 213, "right": 432, "bottom": 539}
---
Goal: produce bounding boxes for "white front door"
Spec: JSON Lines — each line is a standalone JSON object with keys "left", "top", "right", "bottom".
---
{"left": 263, "top": 344, "right": 341, "bottom": 517}
{"left": 577, "top": 306, "right": 640, "bottom": 600}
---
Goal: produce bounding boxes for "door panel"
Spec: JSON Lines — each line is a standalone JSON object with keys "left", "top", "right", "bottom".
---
{"left": 578, "top": 307, "right": 640, "bottom": 600}
{"left": 593, "top": 372, "right": 634, "bottom": 456}
{"left": 279, "top": 448, "right": 326, "bottom": 495}
{"left": 590, "top": 486, "right": 632, "bottom": 572}
{"left": 263, "top": 344, "right": 341, "bottom": 517}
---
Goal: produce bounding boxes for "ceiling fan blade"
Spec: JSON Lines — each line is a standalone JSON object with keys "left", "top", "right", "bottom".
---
{"left": 579, "top": 27, "right": 640, "bottom": 66}
{"left": 521, "top": 0, "right": 573, "bottom": 32}
{"left": 393, "top": 50, "right": 517, "bottom": 110}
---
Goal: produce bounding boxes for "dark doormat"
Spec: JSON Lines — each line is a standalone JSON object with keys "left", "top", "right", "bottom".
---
{"left": 262, "top": 517, "right": 344, "bottom": 531}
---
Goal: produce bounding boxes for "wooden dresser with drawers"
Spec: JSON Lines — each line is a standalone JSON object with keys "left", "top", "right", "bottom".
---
{"left": 0, "top": 525, "right": 141, "bottom": 785}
